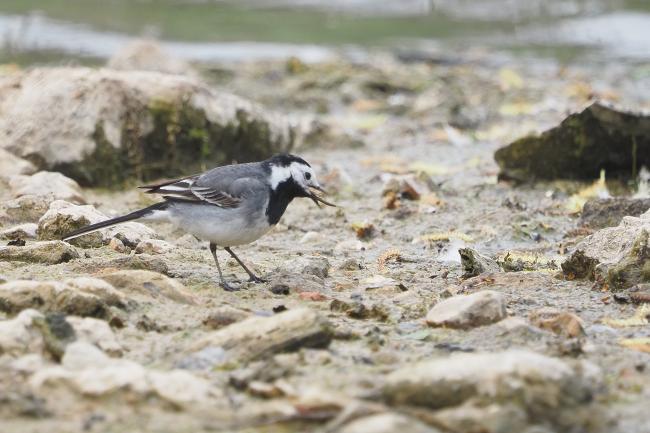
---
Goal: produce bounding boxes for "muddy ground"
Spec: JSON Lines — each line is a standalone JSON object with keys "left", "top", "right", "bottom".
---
{"left": 1, "top": 48, "right": 650, "bottom": 433}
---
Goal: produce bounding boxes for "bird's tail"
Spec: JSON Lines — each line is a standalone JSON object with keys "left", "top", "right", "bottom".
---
{"left": 62, "top": 202, "right": 168, "bottom": 242}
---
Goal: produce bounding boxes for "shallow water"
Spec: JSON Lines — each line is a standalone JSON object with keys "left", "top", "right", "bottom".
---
{"left": 0, "top": 0, "right": 649, "bottom": 65}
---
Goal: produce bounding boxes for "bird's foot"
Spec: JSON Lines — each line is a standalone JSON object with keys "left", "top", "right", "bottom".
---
{"left": 247, "top": 274, "right": 267, "bottom": 284}
{"left": 220, "top": 280, "right": 242, "bottom": 292}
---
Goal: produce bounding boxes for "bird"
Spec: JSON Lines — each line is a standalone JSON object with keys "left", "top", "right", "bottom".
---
{"left": 62, "top": 154, "right": 335, "bottom": 291}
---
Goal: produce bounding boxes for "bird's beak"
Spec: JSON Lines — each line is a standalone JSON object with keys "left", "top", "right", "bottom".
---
{"left": 308, "top": 185, "right": 336, "bottom": 207}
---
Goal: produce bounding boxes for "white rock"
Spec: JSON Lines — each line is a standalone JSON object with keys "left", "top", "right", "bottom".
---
{"left": 383, "top": 350, "right": 598, "bottom": 412}
{"left": 0, "top": 278, "right": 124, "bottom": 317}
{"left": 108, "top": 39, "right": 199, "bottom": 78}
{"left": 426, "top": 290, "right": 507, "bottom": 329}
{"left": 97, "top": 270, "right": 197, "bottom": 305}
{"left": 0, "top": 194, "right": 50, "bottom": 223}
{"left": 0, "top": 240, "right": 80, "bottom": 264}
{"left": 66, "top": 316, "right": 123, "bottom": 356}
{"left": 339, "top": 413, "right": 441, "bottom": 433}
{"left": 562, "top": 211, "right": 650, "bottom": 290}
{"left": 277, "top": 256, "right": 330, "bottom": 278}
{"left": 299, "top": 231, "right": 325, "bottom": 244}
{"left": 38, "top": 200, "right": 106, "bottom": 247}
{"left": 31, "top": 341, "right": 218, "bottom": 406}
{"left": 0, "top": 309, "right": 46, "bottom": 357}
{"left": 0, "top": 67, "right": 294, "bottom": 186}
{"left": 38, "top": 200, "right": 159, "bottom": 248}
{"left": 189, "top": 308, "right": 331, "bottom": 366}
{"left": 334, "top": 239, "right": 366, "bottom": 254}
{"left": 0, "top": 148, "right": 36, "bottom": 179}
{"left": 0, "top": 223, "right": 38, "bottom": 240}
{"left": 9, "top": 171, "right": 85, "bottom": 204}
{"left": 135, "top": 239, "right": 175, "bottom": 255}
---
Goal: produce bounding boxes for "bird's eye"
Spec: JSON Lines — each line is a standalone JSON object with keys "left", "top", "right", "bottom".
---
{"left": 305, "top": 172, "right": 312, "bottom": 180}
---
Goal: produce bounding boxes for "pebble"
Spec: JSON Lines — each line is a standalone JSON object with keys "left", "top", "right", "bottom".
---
{"left": 426, "top": 290, "right": 507, "bottom": 329}
{"left": 0, "top": 240, "right": 79, "bottom": 264}
{"left": 529, "top": 308, "right": 585, "bottom": 338}
{"left": 9, "top": 171, "right": 86, "bottom": 204}
{"left": 189, "top": 308, "right": 332, "bottom": 366}
{"left": 0, "top": 223, "right": 38, "bottom": 240}
{"left": 97, "top": 270, "right": 198, "bottom": 305}
{"left": 382, "top": 350, "right": 601, "bottom": 430}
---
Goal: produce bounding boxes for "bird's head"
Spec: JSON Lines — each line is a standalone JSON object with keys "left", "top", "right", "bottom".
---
{"left": 267, "top": 154, "right": 335, "bottom": 207}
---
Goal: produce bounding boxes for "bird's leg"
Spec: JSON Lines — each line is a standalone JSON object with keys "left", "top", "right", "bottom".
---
{"left": 224, "top": 247, "right": 267, "bottom": 283}
{"left": 209, "top": 243, "right": 239, "bottom": 291}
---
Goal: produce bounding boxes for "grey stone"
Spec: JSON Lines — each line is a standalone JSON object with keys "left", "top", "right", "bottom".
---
{"left": 426, "top": 290, "right": 507, "bottom": 329}
{"left": 0, "top": 67, "right": 295, "bottom": 187}
{"left": 581, "top": 197, "right": 650, "bottom": 229}
{"left": 459, "top": 247, "right": 500, "bottom": 277}
{"left": 562, "top": 210, "right": 650, "bottom": 290}
{"left": 0, "top": 241, "right": 79, "bottom": 264}
{"left": 189, "top": 308, "right": 331, "bottom": 366}
{"left": 382, "top": 350, "right": 601, "bottom": 430}
{"left": 0, "top": 223, "right": 38, "bottom": 240}
{"left": 8, "top": 171, "right": 85, "bottom": 204}
{"left": 338, "top": 413, "right": 441, "bottom": 433}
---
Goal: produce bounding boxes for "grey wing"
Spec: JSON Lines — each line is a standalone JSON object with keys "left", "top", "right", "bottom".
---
{"left": 139, "top": 164, "right": 266, "bottom": 208}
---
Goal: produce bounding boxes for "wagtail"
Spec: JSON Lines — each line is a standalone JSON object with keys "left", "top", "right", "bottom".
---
{"left": 63, "top": 154, "right": 335, "bottom": 291}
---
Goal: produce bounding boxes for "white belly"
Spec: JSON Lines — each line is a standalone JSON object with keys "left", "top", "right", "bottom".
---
{"left": 147, "top": 202, "right": 273, "bottom": 246}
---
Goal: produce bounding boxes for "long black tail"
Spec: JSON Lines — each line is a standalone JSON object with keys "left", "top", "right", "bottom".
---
{"left": 62, "top": 202, "right": 168, "bottom": 242}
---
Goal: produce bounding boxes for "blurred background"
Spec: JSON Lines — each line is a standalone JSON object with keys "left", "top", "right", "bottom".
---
{"left": 1, "top": 0, "right": 649, "bottom": 66}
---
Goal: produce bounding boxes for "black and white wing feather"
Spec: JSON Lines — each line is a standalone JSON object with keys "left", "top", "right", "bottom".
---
{"left": 139, "top": 174, "right": 242, "bottom": 208}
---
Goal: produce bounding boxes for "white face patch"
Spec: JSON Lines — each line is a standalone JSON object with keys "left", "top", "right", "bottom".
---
{"left": 270, "top": 162, "right": 319, "bottom": 190}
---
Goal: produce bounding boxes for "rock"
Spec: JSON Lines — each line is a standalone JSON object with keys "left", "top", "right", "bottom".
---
{"left": 459, "top": 248, "right": 500, "bottom": 277}
{"left": 0, "top": 223, "right": 38, "bottom": 240}
{"left": 495, "top": 103, "right": 650, "bottom": 182}
{"left": 38, "top": 200, "right": 105, "bottom": 247}
{"left": 276, "top": 256, "right": 330, "bottom": 279}
{"left": 0, "top": 148, "right": 36, "bottom": 179}
{"left": 529, "top": 308, "right": 585, "bottom": 338}
{"left": 615, "top": 283, "right": 650, "bottom": 304}
{"left": 334, "top": 239, "right": 366, "bottom": 254}
{"left": 426, "top": 290, "right": 507, "bottom": 329}
{"left": 0, "top": 310, "right": 48, "bottom": 357}
{"left": 135, "top": 239, "right": 175, "bottom": 255}
{"left": 382, "top": 350, "right": 600, "bottom": 431}
{"left": 299, "top": 231, "right": 326, "bottom": 244}
{"left": 0, "top": 67, "right": 295, "bottom": 187}
{"left": 0, "top": 278, "right": 125, "bottom": 318}
{"left": 268, "top": 273, "right": 325, "bottom": 294}
{"left": 431, "top": 403, "right": 529, "bottom": 433}
{"left": 0, "top": 241, "right": 79, "bottom": 264}
{"left": 562, "top": 211, "right": 650, "bottom": 290}
{"left": 189, "top": 308, "right": 331, "bottom": 366}
{"left": 38, "top": 200, "right": 159, "bottom": 248}
{"left": 0, "top": 195, "right": 50, "bottom": 223}
{"left": 0, "top": 309, "right": 120, "bottom": 360}
{"left": 108, "top": 237, "right": 129, "bottom": 254}
{"left": 203, "top": 306, "right": 251, "bottom": 329}
{"left": 338, "top": 413, "right": 441, "bottom": 433}
{"left": 330, "top": 299, "right": 390, "bottom": 321}
{"left": 74, "top": 254, "right": 169, "bottom": 275}
{"left": 107, "top": 39, "right": 198, "bottom": 77}
{"left": 581, "top": 198, "right": 650, "bottom": 229}
{"left": 175, "top": 233, "right": 203, "bottom": 249}
{"left": 8, "top": 171, "right": 85, "bottom": 203}
{"left": 30, "top": 342, "right": 217, "bottom": 407}
{"left": 97, "top": 270, "right": 197, "bottom": 304}
{"left": 65, "top": 317, "right": 123, "bottom": 356}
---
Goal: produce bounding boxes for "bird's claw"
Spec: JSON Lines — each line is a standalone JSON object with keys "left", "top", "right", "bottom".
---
{"left": 220, "top": 281, "right": 241, "bottom": 292}
{"left": 248, "top": 275, "right": 267, "bottom": 284}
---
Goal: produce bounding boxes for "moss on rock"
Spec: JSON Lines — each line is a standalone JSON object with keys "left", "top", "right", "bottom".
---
{"left": 495, "top": 103, "right": 650, "bottom": 182}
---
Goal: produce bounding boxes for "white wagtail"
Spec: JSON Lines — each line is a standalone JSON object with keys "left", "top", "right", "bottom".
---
{"left": 63, "top": 154, "right": 335, "bottom": 291}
